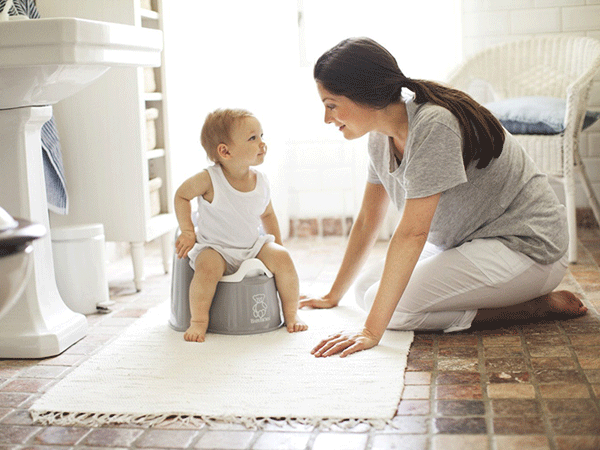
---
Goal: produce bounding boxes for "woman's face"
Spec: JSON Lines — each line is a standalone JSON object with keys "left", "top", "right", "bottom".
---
{"left": 316, "top": 83, "right": 375, "bottom": 140}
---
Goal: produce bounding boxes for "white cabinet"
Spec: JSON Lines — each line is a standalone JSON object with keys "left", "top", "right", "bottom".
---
{"left": 40, "top": 0, "right": 176, "bottom": 291}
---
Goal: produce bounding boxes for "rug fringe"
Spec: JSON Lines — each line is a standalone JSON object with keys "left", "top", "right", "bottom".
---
{"left": 29, "top": 410, "right": 392, "bottom": 430}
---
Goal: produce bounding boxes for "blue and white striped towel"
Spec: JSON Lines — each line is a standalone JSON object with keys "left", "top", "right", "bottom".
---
{"left": 1, "top": 0, "right": 69, "bottom": 214}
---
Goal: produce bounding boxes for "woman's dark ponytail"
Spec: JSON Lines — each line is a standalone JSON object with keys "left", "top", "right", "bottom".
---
{"left": 315, "top": 38, "right": 505, "bottom": 169}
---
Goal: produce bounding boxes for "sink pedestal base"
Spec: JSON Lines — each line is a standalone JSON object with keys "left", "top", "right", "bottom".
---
{"left": 0, "top": 106, "right": 87, "bottom": 359}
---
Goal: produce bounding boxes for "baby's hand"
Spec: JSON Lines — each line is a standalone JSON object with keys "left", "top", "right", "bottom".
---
{"left": 175, "top": 231, "right": 196, "bottom": 259}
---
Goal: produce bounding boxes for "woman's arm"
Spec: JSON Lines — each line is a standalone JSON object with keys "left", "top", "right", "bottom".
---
{"left": 312, "top": 192, "right": 441, "bottom": 357}
{"left": 300, "top": 182, "right": 390, "bottom": 308}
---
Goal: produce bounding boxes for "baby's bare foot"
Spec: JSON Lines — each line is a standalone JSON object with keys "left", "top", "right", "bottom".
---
{"left": 286, "top": 316, "right": 308, "bottom": 333}
{"left": 184, "top": 321, "right": 208, "bottom": 342}
{"left": 543, "top": 290, "right": 588, "bottom": 317}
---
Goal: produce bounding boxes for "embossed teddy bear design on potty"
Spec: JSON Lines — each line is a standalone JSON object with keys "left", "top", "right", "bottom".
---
{"left": 251, "top": 294, "right": 271, "bottom": 323}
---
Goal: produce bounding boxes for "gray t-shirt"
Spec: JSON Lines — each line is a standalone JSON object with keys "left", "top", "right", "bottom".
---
{"left": 367, "top": 97, "right": 568, "bottom": 264}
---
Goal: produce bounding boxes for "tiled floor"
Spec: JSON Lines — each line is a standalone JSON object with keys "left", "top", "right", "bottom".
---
{"left": 1, "top": 225, "right": 600, "bottom": 450}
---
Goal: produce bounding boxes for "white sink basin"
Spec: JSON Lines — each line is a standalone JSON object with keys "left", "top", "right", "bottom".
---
{"left": 0, "top": 17, "right": 163, "bottom": 109}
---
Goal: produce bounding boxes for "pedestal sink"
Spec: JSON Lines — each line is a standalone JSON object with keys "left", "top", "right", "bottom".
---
{"left": 0, "top": 17, "right": 162, "bottom": 358}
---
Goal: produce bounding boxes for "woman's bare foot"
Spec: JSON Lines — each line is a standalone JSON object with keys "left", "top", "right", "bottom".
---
{"left": 534, "top": 290, "right": 588, "bottom": 318}
{"left": 184, "top": 321, "right": 209, "bottom": 342}
{"left": 473, "top": 290, "right": 587, "bottom": 324}
{"left": 286, "top": 315, "right": 308, "bottom": 333}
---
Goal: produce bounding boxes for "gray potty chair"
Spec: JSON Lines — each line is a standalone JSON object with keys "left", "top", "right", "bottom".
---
{"left": 169, "top": 249, "right": 284, "bottom": 335}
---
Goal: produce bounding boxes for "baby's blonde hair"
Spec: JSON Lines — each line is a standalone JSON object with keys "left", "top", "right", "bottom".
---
{"left": 200, "top": 108, "right": 254, "bottom": 163}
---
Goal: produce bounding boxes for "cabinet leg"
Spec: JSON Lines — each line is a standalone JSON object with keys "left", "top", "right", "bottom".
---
{"left": 160, "top": 232, "right": 173, "bottom": 274}
{"left": 130, "top": 242, "right": 145, "bottom": 292}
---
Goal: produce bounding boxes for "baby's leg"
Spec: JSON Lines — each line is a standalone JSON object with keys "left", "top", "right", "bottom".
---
{"left": 257, "top": 242, "right": 307, "bottom": 332}
{"left": 185, "top": 248, "right": 227, "bottom": 342}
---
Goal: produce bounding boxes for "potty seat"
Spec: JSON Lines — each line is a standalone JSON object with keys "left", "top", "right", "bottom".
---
{"left": 169, "top": 251, "right": 283, "bottom": 335}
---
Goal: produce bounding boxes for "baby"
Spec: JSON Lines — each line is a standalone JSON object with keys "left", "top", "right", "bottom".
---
{"left": 174, "top": 108, "right": 308, "bottom": 342}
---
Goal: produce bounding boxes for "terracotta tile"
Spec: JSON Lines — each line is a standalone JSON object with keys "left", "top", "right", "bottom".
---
{"left": 494, "top": 435, "right": 551, "bottom": 450}
{"left": 487, "top": 372, "right": 530, "bottom": 384}
{"left": 0, "top": 424, "right": 41, "bottom": 444}
{"left": 436, "top": 372, "right": 480, "bottom": 385}
{"left": 520, "top": 323, "right": 561, "bottom": 335}
{"left": 386, "top": 416, "right": 428, "bottom": 434}
{"left": 371, "top": 433, "right": 428, "bottom": 450}
{"left": 527, "top": 345, "right": 571, "bottom": 358}
{"left": 0, "top": 408, "right": 11, "bottom": 421}
{"left": 545, "top": 399, "right": 598, "bottom": 415}
{"left": 82, "top": 428, "right": 144, "bottom": 447}
{"left": 437, "top": 359, "right": 478, "bottom": 372}
{"left": 436, "top": 385, "right": 482, "bottom": 400}
{"left": 432, "top": 434, "right": 490, "bottom": 450}
{"left": 568, "top": 333, "right": 600, "bottom": 346}
{"left": 487, "top": 383, "right": 535, "bottom": 399}
{"left": 438, "top": 335, "right": 478, "bottom": 347}
{"left": 436, "top": 400, "right": 485, "bottom": 416}
{"left": 584, "top": 369, "right": 600, "bottom": 383}
{"left": 0, "top": 410, "right": 33, "bottom": 426}
{"left": 402, "top": 385, "right": 430, "bottom": 400}
{"left": 482, "top": 336, "right": 521, "bottom": 347}
{"left": 34, "top": 426, "right": 89, "bottom": 445}
{"left": 0, "top": 393, "right": 30, "bottom": 409}
{"left": 403, "top": 371, "right": 431, "bottom": 385}
{"left": 20, "top": 366, "right": 69, "bottom": 379}
{"left": 555, "top": 435, "right": 600, "bottom": 450}
{"left": 133, "top": 429, "right": 199, "bottom": 448}
{"left": 483, "top": 346, "right": 524, "bottom": 358}
{"left": 493, "top": 416, "right": 546, "bottom": 434}
{"left": 312, "top": 432, "right": 369, "bottom": 450}
{"left": 538, "top": 384, "right": 590, "bottom": 398}
{"left": 561, "top": 322, "right": 600, "bottom": 334}
{"left": 485, "top": 358, "right": 527, "bottom": 372}
{"left": 194, "top": 430, "right": 254, "bottom": 449}
{"left": 579, "top": 357, "right": 600, "bottom": 370}
{"left": 530, "top": 357, "right": 577, "bottom": 370}
{"left": 434, "top": 417, "right": 487, "bottom": 434}
{"left": 491, "top": 399, "right": 541, "bottom": 416}
{"left": 438, "top": 347, "right": 478, "bottom": 359}
{"left": 525, "top": 334, "right": 568, "bottom": 345}
{"left": 406, "top": 359, "right": 434, "bottom": 372}
{"left": 252, "top": 431, "right": 311, "bottom": 450}
{"left": 550, "top": 416, "right": 600, "bottom": 435}
{"left": 0, "top": 380, "right": 51, "bottom": 394}
{"left": 533, "top": 369, "right": 585, "bottom": 384}
{"left": 411, "top": 334, "right": 435, "bottom": 347}
{"left": 408, "top": 348, "right": 434, "bottom": 360}
{"left": 395, "top": 400, "right": 430, "bottom": 416}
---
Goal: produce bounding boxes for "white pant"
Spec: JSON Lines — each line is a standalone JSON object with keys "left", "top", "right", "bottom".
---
{"left": 354, "top": 238, "right": 568, "bottom": 333}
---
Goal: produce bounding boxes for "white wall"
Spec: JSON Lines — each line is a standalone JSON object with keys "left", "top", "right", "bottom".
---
{"left": 461, "top": 0, "right": 600, "bottom": 209}
{"left": 163, "top": 1, "right": 462, "bottom": 238}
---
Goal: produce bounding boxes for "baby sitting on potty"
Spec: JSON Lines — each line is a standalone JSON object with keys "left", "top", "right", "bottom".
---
{"left": 174, "top": 108, "right": 307, "bottom": 342}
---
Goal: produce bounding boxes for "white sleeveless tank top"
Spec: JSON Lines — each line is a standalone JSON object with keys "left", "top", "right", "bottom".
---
{"left": 195, "top": 164, "right": 271, "bottom": 250}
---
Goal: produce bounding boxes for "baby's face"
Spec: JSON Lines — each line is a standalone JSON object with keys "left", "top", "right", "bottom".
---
{"left": 228, "top": 116, "right": 267, "bottom": 166}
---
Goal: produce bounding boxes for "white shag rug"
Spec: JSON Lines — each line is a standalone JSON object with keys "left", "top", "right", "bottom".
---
{"left": 30, "top": 302, "right": 413, "bottom": 429}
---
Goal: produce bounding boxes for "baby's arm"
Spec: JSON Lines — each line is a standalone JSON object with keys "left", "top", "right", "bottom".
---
{"left": 260, "top": 201, "right": 282, "bottom": 245}
{"left": 174, "top": 170, "right": 212, "bottom": 259}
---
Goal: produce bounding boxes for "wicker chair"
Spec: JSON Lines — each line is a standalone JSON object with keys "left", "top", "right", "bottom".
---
{"left": 447, "top": 36, "right": 600, "bottom": 263}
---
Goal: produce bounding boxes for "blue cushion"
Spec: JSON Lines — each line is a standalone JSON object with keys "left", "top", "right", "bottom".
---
{"left": 484, "top": 97, "right": 600, "bottom": 135}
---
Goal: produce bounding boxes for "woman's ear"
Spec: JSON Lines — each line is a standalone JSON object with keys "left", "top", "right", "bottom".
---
{"left": 217, "top": 143, "right": 230, "bottom": 159}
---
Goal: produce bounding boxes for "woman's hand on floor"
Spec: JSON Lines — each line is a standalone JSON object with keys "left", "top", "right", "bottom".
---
{"left": 311, "top": 328, "right": 380, "bottom": 358}
{"left": 298, "top": 293, "right": 340, "bottom": 310}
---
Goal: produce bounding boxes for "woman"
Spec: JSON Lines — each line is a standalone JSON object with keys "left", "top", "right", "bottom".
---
{"left": 299, "top": 37, "right": 587, "bottom": 358}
